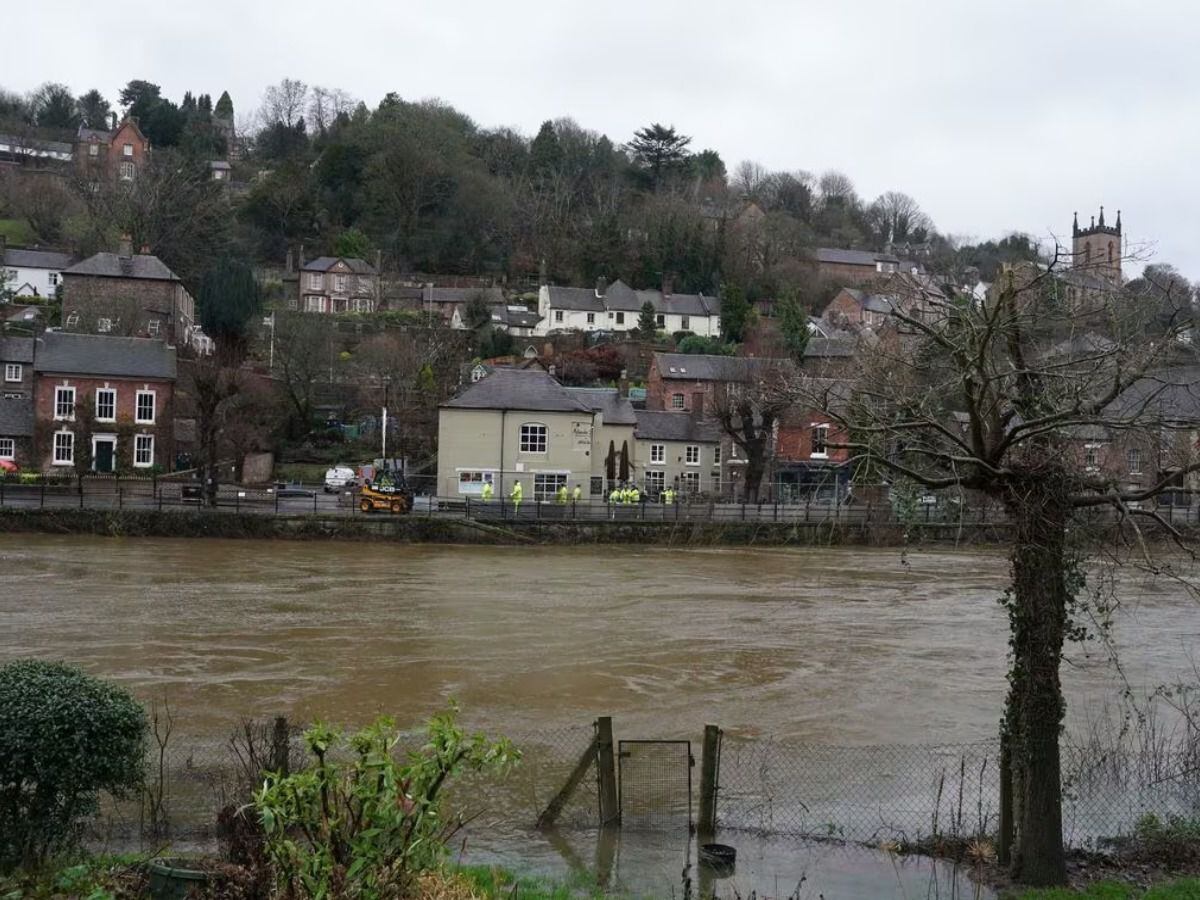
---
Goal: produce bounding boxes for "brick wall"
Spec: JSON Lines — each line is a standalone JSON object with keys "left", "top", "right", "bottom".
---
{"left": 62, "top": 275, "right": 189, "bottom": 343}
{"left": 33, "top": 374, "right": 174, "bottom": 472}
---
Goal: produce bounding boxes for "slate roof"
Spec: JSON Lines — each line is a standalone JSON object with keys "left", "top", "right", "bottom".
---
{"left": 443, "top": 367, "right": 593, "bottom": 413}
{"left": 0, "top": 134, "right": 73, "bottom": 156}
{"left": 653, "top": 353, "right": 788, "bottom": 382}
{"left": 430, "top": 286, "right": 504, "bottom": 305}
{"left": 490, "top": 304, "right": 541, "bottom": 329}
{"left": 634, "top": 410, "right": 721, "bottom": 443}
{"left": 545, "top": 286, "right": 605, "bottom": 313}
{"left": 34, "top": 332, "right": 177, "bottom": 380}
{"left": 545, "top": 283, "right": 720, "bottom": 317}
{"left": 3, "top": 248, "right": 75, "bottom": 270}
{"left": 839, "top": 288, "right": 894, "bottom": 314}
{"left": 64, "top": 252, "right": 180, "bottom": 282}
{"left": 300, "top": 256, "right": 377, "bottom": 275}
{"left": 567, "top": 388, "right": 637, "bottom": 425}
{"left": 0, "top": 397, "right": 33, "bottom": 437}
{"left": 77, "top": 127, "right": 111, "bottom": 144}
{"left": 1104, "top": 367, "right": 1200, "bottom": 422}
{"left": 814, "top": 248, "right": 899, "bottom": 266}
{"left": 0, "top": 336, "right": 35, "bottom": 363}
{"left": 804, "top": 337, "right": 857, "bottom": 358}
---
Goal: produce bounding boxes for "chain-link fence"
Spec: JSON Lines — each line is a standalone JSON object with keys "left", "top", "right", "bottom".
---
{"left": 89, "top": 718, "right": 1200, "bottom": 855}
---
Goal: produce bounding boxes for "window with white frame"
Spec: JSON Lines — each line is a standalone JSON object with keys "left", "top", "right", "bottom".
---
{"left": 88, "top": 143, "right": 99, "bottom": 157}
{"left": 586, "top": 313, "right": 595, "bottom": 325}
{"left": 122, "top": 143, "right": 133, "bottom": 157}
{"left": 650, "top": 443, "right": 665, "bottom": 464}
{"left": 713, "top": 445, "right": 721, "bottom": 465}
{"left": 3, "top": 364, "right": 20, "bottom": 383}
{"left": 533, "top": 473, "right": 568, "bottom": 501}
{"left": 681, "top": 315, "right": 690, "bottom": 330}
{"left": 308, "top": 273, "right": 323, "bottom": 290}
{"left": 711, "top": 469, "right": 722, "bottom": 493}
{"left": 519, "top": 423, "right": 547, "bottom": 453}
{"left": 48, "top": 273, "right": 58, "bottom": 286}
{"left": 53, "top": 431, "right": 74, "bottom": 465}
{"left": 304, "top": 295, "right": 325, "bottom": 313}
{"left": 119, "top": 161, "right": 135, "bottom": 180}
{"left": 0, "top": 438, "right": 13, "bottom": 460}
{"left": 54, "top": 386, "right": 75, "bottom": 420}
{"left": 616, "top": 312, "right": 625, "bottom": 325}
{"left": 685, "top": 445, "right": 700, "bottom": 465}
{"left": 645, "top": 470, "right": 665, "bottom": 494}
{"left": 134, "top": 434, "right": 154, "bottom": 467}
{"left": 146, "top": 319, "right": 161, "bottom": 336}
{"left": 333, "top": 274, "right": 347, "bottom": 292}
{"left": 97, "top": 317, "right": 113, "bottom": 333}
{"left": 1128, "top": 447, "right": 1142, "bottom": 475}
{"left": 135, "top": 390, "right": 156, "bottom": 424}
{"left": 656, "top": 313, "right": 665, "bottom": 328}
{"left": 95, "top": 388, "right": 116, "bottom": 422}
{"left": 671, "top": 393, "right": 685, "bottom": 410}
{"left": 1084, "top": 444, "right": 1100, "bottom": 471}
{"left": 554, "top": 310, "right": 564, "bottom": 323}
{"left": 682, "top": 471, "right": 700, "bottom": 493}
{"left": 811, "top": 424, "right": 830, "bottom": 458}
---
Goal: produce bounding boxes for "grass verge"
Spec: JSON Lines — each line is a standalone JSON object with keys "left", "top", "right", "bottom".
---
{"left": 1006, "top": 878, "right": 1200, "bottom": 899}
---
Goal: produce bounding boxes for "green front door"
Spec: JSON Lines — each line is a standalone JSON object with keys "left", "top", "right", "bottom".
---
{"left": 94, "top": 438, "right": 115, "bottom": 473}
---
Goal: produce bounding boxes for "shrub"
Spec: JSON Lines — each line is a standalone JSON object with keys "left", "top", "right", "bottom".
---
{"left": 255, "top": 710, "right": 517, "bottom": 898}
{"left": 676, "top": 334, "right": 733, "bottom": 356}
{"left": 0, "top": 661, "right": 147, "bottom": 874}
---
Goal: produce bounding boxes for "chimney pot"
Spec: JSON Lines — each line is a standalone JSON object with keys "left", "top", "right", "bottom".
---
{"left": 118, "top": 234, "right": 133, "bottom": 258}
{"left": 595, "top": 276, "right": 607, "bottom": 297}
{"left": 285, "top": 248, "right": 294, "bottom": 273}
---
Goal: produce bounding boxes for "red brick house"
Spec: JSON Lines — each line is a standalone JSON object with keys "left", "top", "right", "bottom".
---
{"left": 32, "top": 332, "right": 176, "bottom": 473}
{"left": 76, "top": 117, "right": 151, "bottom": 184}
{"left": 773, "top": 401, "right": 852, "bottom": 500}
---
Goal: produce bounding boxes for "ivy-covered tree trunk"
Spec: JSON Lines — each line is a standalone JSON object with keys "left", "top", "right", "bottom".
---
{"left": 1002, "top": 473, "right": 1071, "bottom": 886}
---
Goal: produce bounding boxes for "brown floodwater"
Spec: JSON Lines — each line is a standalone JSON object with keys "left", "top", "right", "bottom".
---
{"left": 2, "top": 535, "right": 1196, "bottom": 744}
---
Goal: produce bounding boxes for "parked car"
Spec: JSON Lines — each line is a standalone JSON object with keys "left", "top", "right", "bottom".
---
{"left": 275, "top": 481, "right": 315, "bottom": 498}
{"left": 324, "top": 465, "right": 358, "bottom": 492}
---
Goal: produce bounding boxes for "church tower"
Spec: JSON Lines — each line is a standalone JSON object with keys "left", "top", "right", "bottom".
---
{"left": 1071, "top": 206, "right": 1122, "bottom": 283}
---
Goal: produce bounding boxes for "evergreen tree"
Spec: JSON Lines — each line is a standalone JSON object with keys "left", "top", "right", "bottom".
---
{"left": 529, "top": 120, "right": 562, "bottom": 175}
{"left": 628, "top": 123, "right": 691, "bottom": 187}
{"left": 637, "top": 300, "right": 658, "bottom": 337}
{"left": 75, "top": 89, "right": 111, "bottom": 129}
{"left": 776, "top": 289, "right": 810, "bottom": 362}
{"left": 214, "top": 90, "right": 234, "bottom": 120}
{"left": 333, "top": 228, "right": 371, "bottom": 260}
{"left": 198, "top": 257, "right": 263, "bottom": 362}
{"left": 719, "top": 283, "right": 752, "bottom": 343}
{"left": 30, "top": 83, "right": 78, "bottom": 129}
{"left": 464, "top": 292, "right": 493, "bottom": 330}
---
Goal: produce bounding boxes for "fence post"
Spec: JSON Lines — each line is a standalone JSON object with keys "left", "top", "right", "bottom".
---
{"left": 118, "top": 487, "right": 123, "bottom": 510}
{"left": 79, "top": 475, "right": 85, "bottom": 509}
{"left": 272, "top": 716, "right": 290, "bottom": 777}
{"left": 41, "top": 478, "right": 46, "bottom": 508}
{"left": 998, "top": 734, "right": 1013, "bottom": 865}
{"left": 312, "top": 493, "right": 318, "bottom": 515}
{"left": 596, "top": 716, "right": 619, "bottom": 826}
{"left": 275, "top": 489, "right": 280, "bottom": 514}
{"left": 697, "top": 723, "right": 721, "bottom": 838}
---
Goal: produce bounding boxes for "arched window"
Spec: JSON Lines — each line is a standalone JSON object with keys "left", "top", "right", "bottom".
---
{"left": 1084, "top": 242, "right": 1091, "bottom": 263}
{"left": 1108, "top": 241, "right": 1114, "bottom": 263}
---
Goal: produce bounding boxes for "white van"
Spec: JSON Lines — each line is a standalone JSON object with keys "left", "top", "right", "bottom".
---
{"left": 323, "top": 465, "right": 358, "bottom": 492}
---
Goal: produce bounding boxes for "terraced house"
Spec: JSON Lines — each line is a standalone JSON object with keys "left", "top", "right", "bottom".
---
{"left": 32, "top": 332, "right": 176, "bottom": 473}
{"left": 535, "top": 278, "right": 721, "bottom": 337}
{"left": 0, "top": 337, "right": 35, "bottom": 469}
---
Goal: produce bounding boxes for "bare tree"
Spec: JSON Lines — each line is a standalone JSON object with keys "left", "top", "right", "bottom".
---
{"left": 867, "top": 190, "right": 933, "bottom": 244}
{"left": 710, "top": 358, "right": 796, "bottom": 502}
{"left": 260, "top": 78, "right": 309, "bottom": 129}
{"left": 796, "top": 254, "right": 1200, "bottom": 886}
{"left": 307, "top": 86, "right": 355, "bottom": 134}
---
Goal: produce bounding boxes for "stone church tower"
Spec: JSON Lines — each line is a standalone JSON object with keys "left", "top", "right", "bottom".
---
{"left": 1071, "top": 206, "right": 1122, "bottom": 283}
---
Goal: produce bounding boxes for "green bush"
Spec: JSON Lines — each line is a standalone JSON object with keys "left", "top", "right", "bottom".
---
{"left": 255, "top": 710, "right": 517, "bottom": 898}
{"left": 0, "top": 661, "right": 147, "bottom": 874}
{"left": 676, "top": 334, "right": 733, "bottom": 355}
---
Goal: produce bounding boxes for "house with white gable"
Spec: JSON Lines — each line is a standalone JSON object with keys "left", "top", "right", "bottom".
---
{"left": 535, "top": 278, "right": 721, "bottom": 338}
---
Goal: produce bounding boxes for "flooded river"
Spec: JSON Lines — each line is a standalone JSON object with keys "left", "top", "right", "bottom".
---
{"left": 3, "top": 535, "right": 1197, "bottom": 897}
{"left": 2, "top": 535, "right": 1196, "bottom": 742}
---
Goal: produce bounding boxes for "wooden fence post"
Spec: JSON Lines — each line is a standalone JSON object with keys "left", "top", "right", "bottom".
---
{"left": 596, "top": 716, "right": 619, "bottom": 826}
{"left": 998, "top": 733, "right": 1013, "bottom": 865}
{"left": 697, "top": 724, "right": 721, "bottom": 838}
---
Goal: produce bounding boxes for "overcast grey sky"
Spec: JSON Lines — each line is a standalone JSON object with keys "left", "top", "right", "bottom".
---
{"left": 13, "top": 1, "right": 1200, "bottom": 276}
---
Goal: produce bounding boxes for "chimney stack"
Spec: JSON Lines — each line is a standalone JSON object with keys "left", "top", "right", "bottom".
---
{"left": 661, "top": 274, "right": 673, "bottom": 296}
{"left": 595, "top": 276, "right": 607, "bottom": 298}
{"left": 109, "top": 111, "right": 118, "bottom": 131}
{"left": 690, "top": 392, "right": 705, "bottom": 420}
{"left": 139, "top": 244, "right": 151, "bottom": 255}
{"left": 118, "top": 234, "right": 133, "bottom": 258}
{"left": 297, "top": 243, "right": 305, "bottom": 269}
{"left": 618, "top": 368, "right": 630, "bottom": 398}
{"left": 285, "top": 247, "right": 294, "bottom": 273}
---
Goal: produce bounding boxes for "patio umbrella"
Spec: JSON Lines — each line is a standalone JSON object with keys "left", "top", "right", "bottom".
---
{"left": 619, "top": 440, "right": 630, "bottom": 483}
{"left": 605, "top": 440, "right": 616, "bottom": 481}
